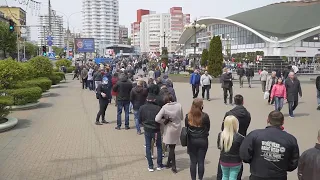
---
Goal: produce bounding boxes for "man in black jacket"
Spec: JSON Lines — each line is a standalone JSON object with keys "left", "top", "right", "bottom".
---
{"left": 237, "top": 66, "right": 245, "bottom": 88}
{"left": 245, "top": 66, "right": 254, "bottom": 88}
{"left": 285, "top": 72, "right": 302, "bottom": 118}
{"left": 113, "top": 73, "right": 133, "bottom": 130}
{"left": 240, "top": 110, "right": 300, "bottom": 180}
{"left": 130, "top": 80, "right": 148, "bottom": 135}
{"left": 139, "top": 84, "right": 164, "bottom": 172}
{"left": 217, "top": 94, "right": 251, "bottom": 180}
{"left": 316, "top": 75, "right": 320, "bottom": 110}
{"left": 221, "top": 68, "right": 233, "bottom": 105}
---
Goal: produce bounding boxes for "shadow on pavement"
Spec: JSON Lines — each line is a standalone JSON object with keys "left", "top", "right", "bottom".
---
{"left": 37, "top": 103, "right": 53, "bottom": 109}
{"left": 176, "top": 158, "right": 210, "bottom": 172}
{"left": 13, "top": 119, "right": 32, "bottom": 130}
{"left": 203, "top": 175, "right": 217, "bottom": 180}
{"left": 48, "top": 93, "right": 60, "bottom": 97}
{"left": 283, "top": 113, "right": 309, "bottom": 117}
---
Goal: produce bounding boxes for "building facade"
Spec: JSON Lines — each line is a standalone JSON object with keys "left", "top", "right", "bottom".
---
{"left": 131, "top": 9, "right": 151, "bottom": 48}
{"left": 0, "top": 6, "right": 27, "bottom": 37}
{"left": 134, "top": 7, "right": 190, "bottom": 53}
{"left": 0, "top": 11, "right": 9, "bottom": 23}
{"left": 37, "top": 11, "right": 64, "bottom": 47}
{"left": 82, "top": 0, "right": 119, "bottom": 51}
{"left": 119, "top": 25, "right": 128, "bottom": 44}
{"left": 179, "top": 1, "right": 320, "bottom": 60}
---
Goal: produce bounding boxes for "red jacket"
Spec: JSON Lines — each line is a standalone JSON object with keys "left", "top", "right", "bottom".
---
{"left": 270, "top": 84, "right": 287, "bottom": 99}
{"left": 111, "top": 77, "right": 118, "bottom": 96}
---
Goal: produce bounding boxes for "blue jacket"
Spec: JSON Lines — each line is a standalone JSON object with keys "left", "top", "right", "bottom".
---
{"left": 190, "top": 73, "right": 201, "bottom": 85}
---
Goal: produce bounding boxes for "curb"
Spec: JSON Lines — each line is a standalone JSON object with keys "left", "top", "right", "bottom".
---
{"left": 42, "top": 91, "right": 51, "bottom": 97}
{"left": 51, "top": 84, "right": 60, "bottom": 88}
{"left": 0, "top": 117, "right": 18, "bottom": 133}
{"left": 11, "top": 101, "right": 41, "bottom": 111}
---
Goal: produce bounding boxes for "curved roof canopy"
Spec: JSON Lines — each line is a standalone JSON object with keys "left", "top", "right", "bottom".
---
{"left": 178, "top": 1, "right": 320, "bottom": 44}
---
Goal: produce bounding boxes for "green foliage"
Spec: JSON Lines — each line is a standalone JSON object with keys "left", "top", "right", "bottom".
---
{"left": 0, "top": 58, "right": 27, "bottom": 89}
{"left": 282, "top": 56, "right": 288, "bottom": 61}
{"left": 201, "top": 49, "right": 209, "bottom": 66}
{"left": 208, "top": 36, "right": 223, "bottom": 77}
{"left": 21, "top": 62, "right": 36, "bottom": 80}
{"left": 52, "top": 46, "right": 64, "bottom": 56}
{"left": 53, "top": 72, "right": 65, "bottom": 80}
{"left": 55, "top": 59, "right": 72, "bottom": 68}
{"left": 0, "top": 96, "right": 13, "bottom": 119}
{"left": 161, "top": 48, "right": 169, "bottom": 66}
{"left": 4, "top": 87, "right": 42, "bottom": 105}
{"left": 15, "top": 78, "right": 52, "bottom": 92}
{"left": 49, "top": 75, "right": 62, "bottom": 85}
{"left": 0, "top": 21, "right": 17, "bottom": 58}
{"left": 67, "top": 66, "right": 75, "bottom": 73}
{"left": 28, "top": 56, "right": 53, "bottom": 78}
{"left": 24, "top": 42, "right": 38, "bottom": 58}
{"left": 53, "top": 67, "right": 59, "bottom": 72}
{"left": 300, "top": 58, "right": 307, "bottom": 63}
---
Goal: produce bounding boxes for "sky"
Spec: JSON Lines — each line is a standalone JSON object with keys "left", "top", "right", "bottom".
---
{"left": 2, "top": 0, "right": 282, "bottom": 41}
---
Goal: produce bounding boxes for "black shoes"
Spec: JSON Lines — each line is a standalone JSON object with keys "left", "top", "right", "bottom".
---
{"left": 95, "top": 122, "right": 103, "bottom": 125}
{"left": 171, "top": 168, "right": 178, "bottom": 174}
{"left": 101, "top": 120, "right": 109, "bottom": 124}
{"left": 125, "top": 127, "right": 130, "bottom": 130}
{"left": 115, "top": 127, "right": 120, "bottom": 130}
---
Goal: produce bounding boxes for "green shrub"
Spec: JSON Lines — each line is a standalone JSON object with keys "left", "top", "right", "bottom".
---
{"left": 28, "top": 56, "right": 53, "bottom": 78}
{"left": 21, "top": 62, "right": 36, "bottom": 80}
{"left": 208, "top": 36, "right": 223, "bottom": 77}
{"left": 4, "top": 87, "right": 42, "bottom": 105}
{"left": 53, "top": 67, "right": 59, "bottom": 72}
{"left": 49, "top": 75, "right": 62, "bottom": 85}
{"left": 55, "top": 59, "right": 72, "bottom": 68}
{"left": 53, "top": 72, "right": 65, "bottom": 80}
{"left": 15, "top": 78, "right": 52, "bottom": 92}
{"left": 0, "top": 96, "right": 13, "bottom": 119}
{"left": 0, "top": 58, "right": 27, "bottom": 89}
{"left": 67, "top": 66, "right": 75, "bottom": 73}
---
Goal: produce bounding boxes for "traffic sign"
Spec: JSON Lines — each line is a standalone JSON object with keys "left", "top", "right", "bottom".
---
{"left": 46, "top": 36, "right": 53, "bottom": 41}
{"left": 48, "top": 52, "right": 56, "bottom": 60}
{"left": 64, "top": 47, "right": 67, "bottom": 51}
{"left": 47, "top": 40, "right": 53, "bottom": 46}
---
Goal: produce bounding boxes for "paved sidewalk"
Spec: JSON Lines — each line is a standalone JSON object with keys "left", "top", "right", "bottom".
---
{"left": 0, "top": 76, "right": 319, "bottom": 180}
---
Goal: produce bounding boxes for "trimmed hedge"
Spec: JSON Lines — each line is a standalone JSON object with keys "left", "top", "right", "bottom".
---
{"left": 67, "top": 66, "right": 75, "bottom": 73}
{"left": 28, "top": 56, "right": 53, "bottom": 78}
{"left": 0, "top": 58, "right": 27, "bottom": 89}
{"left": 0, "top": 96, "right": 13, "bottom": 119}
{"left": 55, "top": 59, "right": 72, "bottom": 68}
{"left": 4, "top": 87, "right": 42, "bottom": 106}
{"left": 53, "top": 72, "right": 65, "bottom": 80}
{"left": 15, "top": 78, "right": 52, "bottom": 92}
{"left": 49, "top": 75, "right": 62, "bottom": 85}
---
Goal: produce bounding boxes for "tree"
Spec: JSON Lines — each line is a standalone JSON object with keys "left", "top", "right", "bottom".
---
{"left": 0, "top": 21, "right": 17, "bottom": 58}
{"left": 161, "top": 48, "right": 169, "bottom": 66}
{"left": 208, "top": 36, "right": 223, "bottom": 77}
{"left": 25, "top": 42, "right": 38, "bottom": 58}
{"left": 28, "top": 56, "right": 53, "bottom": 78}
{"left": 201, "top": 49, "right": 208, "bottom": 67}
{"left": 52, "top": 46, "right": 64, "bottom": 57}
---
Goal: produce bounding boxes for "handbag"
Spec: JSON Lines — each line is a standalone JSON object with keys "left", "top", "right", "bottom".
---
{"left": 264, "top": 91, "right": 270, "bottom": 100}
{"left": 180, "top": 127, "right": 188, "bottom": 147}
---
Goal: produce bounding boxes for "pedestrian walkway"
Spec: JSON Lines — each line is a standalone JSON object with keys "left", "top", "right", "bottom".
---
{"left": 0, "top": 75, "right": 318, "bottom": 180}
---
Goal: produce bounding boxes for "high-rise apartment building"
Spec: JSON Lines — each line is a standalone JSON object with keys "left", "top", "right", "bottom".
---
{"left": 82, "top": 0, "right": 119, "bottom": 50}
{"left": 119, "top": 25, "right": 128, "bottom": 44}
{"left": 132, "top": 7, "right": 190, "bottom": 53}
{"left": 0, "top": 6, "right": 27, "bottom": 38}
{"left": 37, "top": 11, "right": 64, "bottom": 47}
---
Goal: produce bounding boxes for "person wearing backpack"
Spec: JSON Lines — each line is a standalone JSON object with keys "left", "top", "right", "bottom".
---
{"left": 95, "top": 77, "right": 112, "bottom": 125}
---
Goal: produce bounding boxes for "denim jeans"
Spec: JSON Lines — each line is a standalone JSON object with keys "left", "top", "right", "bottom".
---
{"left": 133, "top": 110, "right": 141, "bottom": 133}
{"left": 145, "top": 131, "right": 163, "bottom": 169}
{"left": 317, "top": 90, "right": 320, "bottom": 105}
{"left": 274, "top": 97, "right": 284, "bottom": 111}
{"left": 117, "top": 100, "right": 130, "bottom": 128}
{"left": 221, "top": 164, "right": 242, "bottom": 180}
{"left": 288, "top": 101, "right": 298, "bottom": 117}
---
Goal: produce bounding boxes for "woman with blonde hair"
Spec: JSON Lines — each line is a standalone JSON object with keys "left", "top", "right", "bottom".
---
{"left": 217, "top": 115, "right": 244, "bottom": 180}
{"left": 185, "top": 98, "right": 210, "bottom": 180}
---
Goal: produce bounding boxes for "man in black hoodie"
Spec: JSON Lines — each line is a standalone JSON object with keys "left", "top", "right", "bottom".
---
{"left": 221, "top": 68, "right": 233, "bottom": 105}
{"left": 130, "top": 80, "right": 148, "bottom": 135}
{"left": 217, "top": 94, "right": 251, "bottom": 180}
{"left": 139, "top": 84, "right": 164, "bottom": 172}
{"left": 113, "top": 73, "right": 133, "bottom": 130}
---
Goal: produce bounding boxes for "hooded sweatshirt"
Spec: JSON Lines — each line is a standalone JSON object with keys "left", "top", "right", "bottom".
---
{"left": 222, "top": 105, "right": 251, "bottom": 136}
{"left": 130, "top": 85, "right": 148, "bottom": 110}
{"left": 112, "top": 75, "right": 133, "bottom": 101}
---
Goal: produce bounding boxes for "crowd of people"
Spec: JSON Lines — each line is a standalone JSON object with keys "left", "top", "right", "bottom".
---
{"left": 72, "top": 59, "right": 320, "bottom": 180}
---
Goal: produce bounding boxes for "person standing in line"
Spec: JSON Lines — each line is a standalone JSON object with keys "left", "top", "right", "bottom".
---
{"left": 266, "top": 71, "right": 278, "bottom": 105}
{"left": 245, "top": 66, "right": 254, "bottom": 88}
{"left": 237, "top": 65, "right": 245, "bottom": 88}
{"left": 148, "top": 68, "right": 155, "bottom": 80}
{"left": 297, "top": 129, "right": 320, "bottom": 180}
{"left": 185, "top": 98, "right": 210, "bottom": 180}
{"left": 113, "top": 73, "right": 133, "bottom": 130}
{"left": 221, "top": 68, "right": 233, "bottom": 105}
{"left": 218, "top": 116, "right": 244, "bottom": 180}
{"left": 190, "top": 70, "right": 201, "bottom": 98}
{"left": 130, "top": 80, "right": 148, "bottom": 135}
{"left": 80, "top": 67, "right": 88, "bottom": 89}
{"left": 155, "top": 95, "right": 183, "bottom": 174}
{"left": 139, "top": 84, "right": 164, "bottom": 172}
{"left": 240, "top": 110, "right": 300, "bottom": 180}
{"left": 260, "top": 67, "right": 268, "bottom": 92}
{"left": 200, "top": 71, "right": 213, "bottom": 101}
{"left": 285, "top": 72, "right": 302, "bottom": 118}
{"left": 270, "top": 78, "right": 287, "bottom": 111}
{"left": 87, "top": 67, "right": 94, "bottom": 91}
{"left": 282, "top": 66, "right": 291, "bottom": 84}
{"left": 95, "top": 77, "right": 111, "bottom": 125}
{"left": 111, "top": 72, "right": 119, "bottom": 106}
{"left": 316, "top": 75, "right": 320, "bottom": 110}
{"left": 154, "top": 66, "right": 161, "bottom": 79}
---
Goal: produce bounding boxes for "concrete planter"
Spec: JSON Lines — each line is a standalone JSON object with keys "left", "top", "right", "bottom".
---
{"left": 51, "top": 84, "right": 60, "bottom": 88}
{"left": 11, "top": 101, "right": 41, "bottom": 111}
{"left": 0, "top": 117, "right": 18, "bottom": 133}
{"left": 42, "top": 91, "right": 51, "bottom": 97}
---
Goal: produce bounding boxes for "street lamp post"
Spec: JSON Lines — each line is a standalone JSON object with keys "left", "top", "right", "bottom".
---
{"left": 185, "top": 20, "right": 206, "bottom": 69}
{"left": 158, "top": 31, "right": 171, "bottom": 50}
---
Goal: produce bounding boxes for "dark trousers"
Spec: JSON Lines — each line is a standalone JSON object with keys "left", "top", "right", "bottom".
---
{"left": 202, "top": 85, "right": 210, "bottom": 100}
{"left": 82, "top": 78, "right": 87, "bottom": 89}
{"left": 192, "top": 84, "right": 200, "bottom": 98}
{"left": 73, "top": 73, "right": 79, "bottom": 80}
{"left": 216, "top": 162, "right": 243, "bottom": 180}
{"left": 249, "top": 175, "right": 287, "bottom": 180}
{"left": 188, "top": 138, "right": 208, "bottom": 180}
{"left": 96, "top": 100, "right": 108, "bottom": 122}
{"left": 116, "top": 100, "right": 130, "bottom": 128}
{"left": 223, "top": 88, "right": 233, "bottom": 104}
{"left": 145, "top": 131, "right": 163, "bottom": 168}
{"left": 288, "top": 100, "right": 298, "bottom": 116}
{"left": 268, "top": 89, "right": 274, "bottom": 104}
{"left": 87, "top": 80, "right": 93, "bottom": 90}
{"left": 166, "top": 144, "right": 176, "bottom": 169}
{"left": 261, "top": 81, "right": 266, "bottom": 92}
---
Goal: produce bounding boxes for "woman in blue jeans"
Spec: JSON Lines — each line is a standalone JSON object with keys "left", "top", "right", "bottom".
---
{"left": 218, "top": 115, "right": 244, "bottom": 180}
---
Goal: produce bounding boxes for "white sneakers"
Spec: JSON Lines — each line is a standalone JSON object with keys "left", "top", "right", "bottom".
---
{"left": 148, "top": 167, "right": 163, "bottom": 172}
{"left": 148, "top": 168, "right": 154, "bottom": 172}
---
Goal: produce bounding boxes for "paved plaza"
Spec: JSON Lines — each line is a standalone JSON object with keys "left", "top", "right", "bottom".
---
{"left": 0, "top": 75, "right": 319, "bottom": 180}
